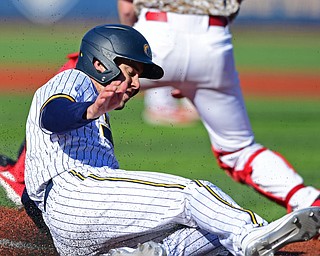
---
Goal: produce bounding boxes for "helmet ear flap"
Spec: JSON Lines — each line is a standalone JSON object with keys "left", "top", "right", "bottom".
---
{"left": 76, "top": 43, "right": 121, "bottom": 85}
{"left": 91, "top": 57, "right": 119, "bottom": 84}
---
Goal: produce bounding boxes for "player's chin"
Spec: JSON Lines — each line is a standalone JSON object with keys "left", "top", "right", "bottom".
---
{"left": 115, "top": 92, "right": 136, "bottom": 110}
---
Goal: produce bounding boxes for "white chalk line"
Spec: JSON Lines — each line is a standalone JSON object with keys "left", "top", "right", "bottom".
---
{"left": 0, "top": 238, "right": 53, "bottom": 251}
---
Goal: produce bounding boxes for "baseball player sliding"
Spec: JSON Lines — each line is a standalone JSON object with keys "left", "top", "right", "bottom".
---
{"left": 23, "top": 24, "right": 319, "bottom": 256}
{"left": 0, "top": 0, "right": 318, "bottom": 216}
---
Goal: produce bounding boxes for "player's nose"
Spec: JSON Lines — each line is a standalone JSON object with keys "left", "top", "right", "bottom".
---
{"left": 130, "top": 77, "right": 140, "bottom": 91}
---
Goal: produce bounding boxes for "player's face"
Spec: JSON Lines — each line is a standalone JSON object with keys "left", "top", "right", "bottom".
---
{"left": 113, "top": 58, "right": 143, "bottom": 110}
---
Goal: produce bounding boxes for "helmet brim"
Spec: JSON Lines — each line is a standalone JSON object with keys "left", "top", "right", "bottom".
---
{"left": 141, "top": 63, "right": 164, "bottom": 80}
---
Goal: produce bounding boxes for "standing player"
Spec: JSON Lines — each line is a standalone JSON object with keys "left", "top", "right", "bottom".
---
{"left": 23, "top": 23, "right": 320, "bottom": 256}
{"left": 117, "top": 0, "right": 320, "bottom": 213}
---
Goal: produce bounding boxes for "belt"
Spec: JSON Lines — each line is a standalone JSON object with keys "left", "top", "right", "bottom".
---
{"left": 145, "top": 11, "right": 228, "bottom": 27}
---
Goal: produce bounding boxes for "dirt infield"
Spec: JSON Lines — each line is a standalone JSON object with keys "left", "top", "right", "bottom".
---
{"left": 0, "top": 68, "right": 319, "bottom": 255}
{"left": 0, "top": 207, "right": 57, "bottom": 256}
{"left": 0, "top": 67, "right": 320, "bottom": 98}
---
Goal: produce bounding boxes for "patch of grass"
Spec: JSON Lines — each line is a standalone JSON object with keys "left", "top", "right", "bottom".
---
{"left": 0, "top": 23, "right": 87, "bottom": 67}
{"left": 0, "top": 94, "right": 31, "bottom": 157}
{"left": 232, "top": 25, "right": 320, "bottom": 72}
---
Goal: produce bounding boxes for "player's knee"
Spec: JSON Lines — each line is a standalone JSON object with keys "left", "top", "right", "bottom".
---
{"left": 211, "top": 144, "right": 266, "bottom": 184}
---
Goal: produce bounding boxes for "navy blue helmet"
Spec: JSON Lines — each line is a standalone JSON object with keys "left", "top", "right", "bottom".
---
{"left": 76, "top": 24, "right": 164, "bottom": 85}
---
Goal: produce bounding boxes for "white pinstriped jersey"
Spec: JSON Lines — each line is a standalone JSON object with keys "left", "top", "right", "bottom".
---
{"left": 25, "top": 69, "right": 118, "bottom": 202}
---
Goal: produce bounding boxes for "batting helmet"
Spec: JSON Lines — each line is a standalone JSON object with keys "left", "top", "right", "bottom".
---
{"left": 76, "top": 24, "right": 164, "bottom": 85}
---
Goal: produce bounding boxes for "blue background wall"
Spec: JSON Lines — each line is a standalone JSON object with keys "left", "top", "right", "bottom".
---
{"left": 1, "top": 0, "right": 118, "bottom": 21}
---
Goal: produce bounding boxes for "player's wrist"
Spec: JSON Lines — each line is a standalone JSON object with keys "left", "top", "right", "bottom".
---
{"left": 85, "top": 104, "right": 99, "bottom": 120}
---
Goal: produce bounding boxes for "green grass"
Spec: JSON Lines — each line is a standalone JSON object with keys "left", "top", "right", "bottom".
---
{"left": 0, "top": 23, "right": 89, "bottom": 67}
{"left": 1, "top": 23, "right": 320, "bottom": 72}
{"left": 232, "top": 26, "right": 320, "bottom": 72}
{"left": 1, "top": 94, "right": 320, "bottom": 221}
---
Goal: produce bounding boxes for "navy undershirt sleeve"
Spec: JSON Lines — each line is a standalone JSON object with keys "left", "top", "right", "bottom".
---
{"left": 40, "top": 98, "right": 95, "bottom": 133}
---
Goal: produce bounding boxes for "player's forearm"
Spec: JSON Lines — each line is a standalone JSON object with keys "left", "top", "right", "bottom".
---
{"left": 117, "top": 0, "right": 137, "bottom": 26}
{"left": 40, "top": 98, "right": 94, "bottom": 133}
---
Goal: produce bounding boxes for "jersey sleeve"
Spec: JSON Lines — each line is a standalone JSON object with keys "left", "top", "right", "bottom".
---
{"left": 38, "top": 69, "right": 98, "bottom": 134}
{"left": 40, "top": 96, "right": 94, "bottom": 134}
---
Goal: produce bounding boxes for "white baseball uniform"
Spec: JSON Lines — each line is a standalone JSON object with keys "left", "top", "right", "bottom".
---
{"left": 25, "top": 69, "right": 267, "bottom": 255}
{"left": 130, "top": 0, "right": 319, "bottom": 212}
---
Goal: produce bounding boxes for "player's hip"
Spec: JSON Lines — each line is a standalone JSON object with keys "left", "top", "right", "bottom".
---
{"left": 135, "top": 8, "right": 230, "bottom": 33}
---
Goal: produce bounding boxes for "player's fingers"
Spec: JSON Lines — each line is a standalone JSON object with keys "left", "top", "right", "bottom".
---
{"left": 115, "top": 82, "right": 128, "bottom": 93}
{"left": 102, "top": 81, "right": 121, "bottom": 92}
{"left": 99, "top": 86, "right": 125, "bottom": 107}
{"left": 103, "top": 81, "right": 127, "bottom": 94}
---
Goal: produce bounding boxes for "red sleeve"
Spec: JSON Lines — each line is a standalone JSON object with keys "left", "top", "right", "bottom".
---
{"left": 57, "top": 52, "right": 79, "bottom": 73}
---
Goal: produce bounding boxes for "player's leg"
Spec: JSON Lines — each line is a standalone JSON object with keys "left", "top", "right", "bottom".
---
{"left": 142, "top": 87, "right": 199, "bottom": 126}
{"left": 162, "top": 227, "right": 232, "bottom": 255}
{"left": 212, "top": 143, "right": 320, "bottom": 211}
{"left": 134, "top": 12, "right": 199, "bottom": 127}
{"left": 186, "top": 179, "right": 320, "bottom": 255}
{"left": 107, "top": 203, "right": 320, "bottom": 256}
{"left": 41, "top": 169, "right": 257, "bottom": 255}
{"left": 107, "top": 228, "right": 232, "bottom": 256}
{"left": 194, "top": 84, "right": 320, "bottom": 212}
{"left": 107, "top": 208, "right": 320, "bottom": 256}
{"left": 106, "top": 241, "right": 168, "bottom": 256}
{"left": 193, "top": 83, "right": 319, "bottom": 211}
{"left": 182, "top": 24, "right": 320, "bottom": 213}
{"left": 40, "top": 168, "right": 320, "bottom": 255}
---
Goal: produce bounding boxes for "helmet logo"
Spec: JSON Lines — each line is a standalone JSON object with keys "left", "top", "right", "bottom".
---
{"left": 144, "top": 44, "right": 152, "bottom": 59}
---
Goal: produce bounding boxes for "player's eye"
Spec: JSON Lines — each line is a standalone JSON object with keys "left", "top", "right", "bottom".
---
{"left": 128, "top": 70, "right": 137, "bottom": 78}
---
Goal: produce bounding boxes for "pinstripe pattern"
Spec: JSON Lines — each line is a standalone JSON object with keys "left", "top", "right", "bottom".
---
{"left": 193, "top": 180, "right": 261, "bottom": 226}
{"left": 25, "top": 69, "right": 267, "bottom": 255}
{"left": 41, "top": 169, "right": 265, "bottom": 255}
{"left": 25, "top": 69, "right": 118, "bottom": 205}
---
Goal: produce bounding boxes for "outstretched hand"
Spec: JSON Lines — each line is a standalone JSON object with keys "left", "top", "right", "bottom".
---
{"left": 86, "top": 80, "right": 128, "bottom": 119}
